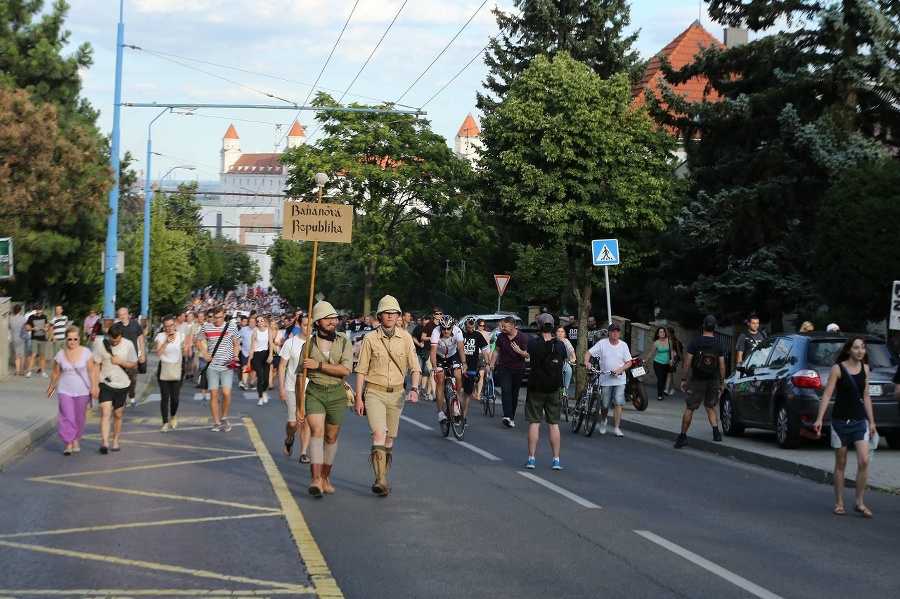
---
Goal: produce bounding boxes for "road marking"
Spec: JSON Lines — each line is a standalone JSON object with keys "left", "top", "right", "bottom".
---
{"left": 634, "top": 530, "right": 785, "bottom": 599}
{"left": 0, "top": 590, "right": 313, "bottom": 596}
{"left": 245, "top": 419, "right": 344, "bottom": 598}
{"left": 0, "top": 513, "right": 279, "bottom": 539}
{"left": 400, "top": 414, "right": 432, "bottom": 431}
{"left": 449, "top": 439, "right": 502, "bottom": 460}
{"left": 518, "top": 472, "right": 601, "bottom": 508}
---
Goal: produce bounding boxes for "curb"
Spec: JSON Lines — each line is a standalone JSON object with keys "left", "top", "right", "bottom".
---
{"left": 0, "top": 413, "right": 58, "bottom": 473}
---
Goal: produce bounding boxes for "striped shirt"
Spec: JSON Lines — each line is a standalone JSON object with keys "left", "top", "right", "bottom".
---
{"left": 200, "top": 322, "right": 239, "bottom": 369}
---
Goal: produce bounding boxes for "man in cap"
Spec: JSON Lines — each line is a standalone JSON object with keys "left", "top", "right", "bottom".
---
{"left": 355, "top": 295, "right": 421, "bottom": 497}
{"left": 296, "top": 301, "right": 353, "bottom": 498}
{"left": 826, "top": 323, "right": 841, "bottom": 333}
{"left": 524, "top": 312, "right": 567, "bottom": 469}
{"left": 675, "top": 315, "right": 727, "bottom": 448}
{"left": 583, "top": 322, "right": 633, "bottom": 437}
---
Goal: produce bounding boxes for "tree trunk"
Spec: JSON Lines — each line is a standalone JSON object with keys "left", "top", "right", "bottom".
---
{"left": 362, "top": 263, "right": 375, "bottom": 316}
{"left": 569, "top": 255, "right": 592, "bottom": 397}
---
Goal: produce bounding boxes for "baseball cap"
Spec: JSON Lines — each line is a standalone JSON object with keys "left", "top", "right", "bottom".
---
{"left": 608, "top": 322, "right": 621, "bottom": 332}
{"left": 703, "top": 314, "right": 717, "bottom": 328}
{"left": 536, "top": 313, "right": 554, "bottom": 327}
{"left": 826, "top": 323, "right": 840, "bottom": 332}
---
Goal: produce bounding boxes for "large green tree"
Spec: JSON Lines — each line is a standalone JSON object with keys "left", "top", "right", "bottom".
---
{"left": 479, "top": 52, "right": 680, "bottom": 363}
{"left": 282, "top": 93, "right": 473, "bottom": 315}
{"left": 653, "top": 0, "right": 899, "bottom": 327}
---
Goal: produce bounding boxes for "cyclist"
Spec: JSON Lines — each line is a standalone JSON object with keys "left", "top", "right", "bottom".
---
{"left": 461, "top": 316, "right": 489, "bottom": 417}
{"left": 430, "top": 315, "right": 464, "bottom": 424}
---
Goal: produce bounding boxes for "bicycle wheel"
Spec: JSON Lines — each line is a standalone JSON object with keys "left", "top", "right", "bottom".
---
{"left": 485, "top": 377, "right": 496, "bottom": 417}
{"left": 440, "top": 404, "right": 451, "bottom": 437}
{"left": 450, "top": 394, "right": 466, "bottom": 440}
{"left": 482, "top": 377, "right": 489, "bottom": 415}
{"left": 571, "top": 394, "right": 585, "bottom": 433}
{"left": 585, "top": 387, "right": 599, "bottom": 437}
{"left": 559, "top": 388, "right": 569, "bottom": 422}
{"left": 629, "top": 379, "right": 649, "bottom": 411}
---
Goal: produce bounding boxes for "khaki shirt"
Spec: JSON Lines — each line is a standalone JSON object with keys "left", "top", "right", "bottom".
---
{"left": 356, "top": 327, "right": 420, "bottom": 388}
{"left": 304, "top": 332, "right": 353, "bottom": 386}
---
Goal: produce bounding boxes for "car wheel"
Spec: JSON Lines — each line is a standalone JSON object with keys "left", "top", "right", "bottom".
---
{"left": 720, "top": 394, "right": 744, "bottom": 437}
{"left": 775, "top": 401, "right": 801, "bottom": 449}
{"left": 883, "top": 431, "right": 900, "bottom": 449}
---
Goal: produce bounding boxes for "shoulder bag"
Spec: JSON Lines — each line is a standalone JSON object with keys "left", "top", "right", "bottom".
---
{"left": 197, "top": 326, "right": 227, "bottom": 390}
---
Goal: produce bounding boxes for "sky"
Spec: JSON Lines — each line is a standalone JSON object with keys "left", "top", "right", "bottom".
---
{"left": 61, "top": 1, "right": 725, "bottom": 184}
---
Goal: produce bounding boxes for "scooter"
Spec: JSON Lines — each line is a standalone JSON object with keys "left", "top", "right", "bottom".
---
{"left": 625, "top": 354, "right": 649, "bottom": 411}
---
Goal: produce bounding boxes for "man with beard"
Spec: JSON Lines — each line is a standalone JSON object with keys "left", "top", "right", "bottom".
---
{"left": 298, "top": 301, "right": 353, "bottom": 498}
{"left": 355, "top": 296, "right": 421, "bottom": 497}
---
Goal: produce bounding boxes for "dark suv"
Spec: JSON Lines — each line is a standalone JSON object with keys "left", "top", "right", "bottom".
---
{"left": 720, "top": 332, "right": 899, "bottom": 449}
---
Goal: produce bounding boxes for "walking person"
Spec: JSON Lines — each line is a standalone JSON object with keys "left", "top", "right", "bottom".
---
{"left": 300, "top": 301, "right": 353, "bottom": 498}
{"left": 25, "top": 305, "right": 50, "bottom": 378}
{"left": 10, "top": 304, "right": 26, "bottom": 376}
{"left": 91, "top": 322, "right": 137, "bottom": 453}
{"left": 583, "top": 322, "right": 633, "bottom": 437}
{"left": 665, "top": 326, "right": 683, "bottom": 396}
{"left": 196, "top": 308, "right": 241, "bottom": 432}
{"left": 250, "top": 315, "right": 273, "bottom": 406}
{"left": 675, "top": 315, "right": 726, "bottom": 448}
{"left": 555, "top": 325, "right": 576, "bottom": 396}
{"left": 47, "top": 326, "right": 98, "bottom": 455}
{"left": 486, "top": 316, "right": 529, "bottom": 429}
{"left": 735, "top": 312, "right": 766, "bottom": 363}
{"left": 355, "top": 295, "right": 421, "bottom": 497}
{"left": 277, "top": 319, "right": 310, "bottom": 464}
{"left": 155, "top": 315, "right": 189, "bottom": 432}
{"left": 647, "top": 327, "right": 675, "bottom": 401}
{"left": 524, "top": 313, "right": 567, "bottom": 469}
{"left": 813, "top": 337, "right": 878, "bottom": 517}
{"left": 49, "top": 305, "right": 70, "bottom": 356}
{"left": 116, "top": 307, "right": 146, "bottom": 408}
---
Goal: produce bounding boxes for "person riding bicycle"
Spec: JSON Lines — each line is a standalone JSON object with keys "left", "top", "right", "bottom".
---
{"left": 461, "top": 316, "right": 489, "bottom": 418}
{"left": 430, "top": 315, "right": 465, "bottom": 424}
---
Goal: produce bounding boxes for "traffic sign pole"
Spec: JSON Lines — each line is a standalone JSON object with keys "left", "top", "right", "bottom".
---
{"left": 591, "top": 239, "right": 619, "bottom": 327}
{"left": 494, "top": 275, "right": 510, "bottom": 314}
{"left": 604, "top": 266, "right": 612, "bottom": 329}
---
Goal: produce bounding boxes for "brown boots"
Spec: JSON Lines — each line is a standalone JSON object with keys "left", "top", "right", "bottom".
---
{"left": 308, "top": 464, "right": 324, "bottom": 498}
{"left": 369, "top": 446, "right": 389, "bottom": 496}
{"left": 321, "top": 464, "right": 335, "bottom": 494}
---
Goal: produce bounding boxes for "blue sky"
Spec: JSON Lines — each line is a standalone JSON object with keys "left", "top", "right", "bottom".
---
{"left": 63, "top": 1, "right": 724, "bottom": 184}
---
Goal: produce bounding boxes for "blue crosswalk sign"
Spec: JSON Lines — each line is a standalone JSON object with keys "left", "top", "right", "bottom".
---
{"left": 591, "top": 239, "right": 619, "bottom": 266}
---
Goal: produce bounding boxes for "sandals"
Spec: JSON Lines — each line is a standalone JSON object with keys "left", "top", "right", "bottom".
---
{"left": 853, "top": 504, "right": 873, "bottom": 518}
{"left": 833, "top": 504, "right": 846, "bottom": 515}
{"left": 299, "top": 453, "right": 311, "bottom": 464}
{"left": 282, "top": 436, "right": 294, "bottom": 457}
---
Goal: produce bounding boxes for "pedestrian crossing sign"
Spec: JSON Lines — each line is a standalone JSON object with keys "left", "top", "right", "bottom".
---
{"left": 591, "top": 239, "right": 619, "bottom": 266}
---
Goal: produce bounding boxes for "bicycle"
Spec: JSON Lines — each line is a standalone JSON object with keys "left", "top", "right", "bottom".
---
{"left": 439, "top": 371, "right": 466, "bottom": 440}
{"left": 481, "top": 370, "right": 496, "bottom": 417}
{"left": 571, "top": 366, "right": 610, "bottom": 436}
{"left": 559, "top": 365, "right": 573, "bottom": 422}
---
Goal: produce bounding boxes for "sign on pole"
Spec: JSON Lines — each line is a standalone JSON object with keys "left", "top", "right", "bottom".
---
{"left": 0, "top": 238, "right": 13, "bottom": 279}
{"left": 591, "top": 239, "right": 619, "bottom": 266}
{"left": 282, "top": 202, "right": 353, "bottom": 243}
{"left": 495, "top": 274, "right": 510, "bottom": 296}
{"left": 890, "top": 280, "right": 900, "bottom": 330}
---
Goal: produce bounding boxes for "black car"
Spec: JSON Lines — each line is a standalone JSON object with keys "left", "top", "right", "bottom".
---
{"left": 720, "top": 332, "right": 899, "bottom": 449}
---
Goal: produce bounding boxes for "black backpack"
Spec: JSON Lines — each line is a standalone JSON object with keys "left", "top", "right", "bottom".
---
{"left": 529, "top": 338, "right": 564, "bottom": 392}
{"left": 694, "top": 337, "right": 720, "bottom": 376}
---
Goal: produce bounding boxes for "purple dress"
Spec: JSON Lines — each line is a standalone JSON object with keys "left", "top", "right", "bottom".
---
{"left": 55, "top": 347, "right": 93, "bottom": 445}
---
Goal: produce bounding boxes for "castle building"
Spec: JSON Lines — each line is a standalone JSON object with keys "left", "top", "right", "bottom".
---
{"left": 454, "top": 113, "right": 482, "bottom": 166}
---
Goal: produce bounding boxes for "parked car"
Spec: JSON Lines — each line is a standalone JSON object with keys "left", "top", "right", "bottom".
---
{"left": 720, "top": 332, "right": 899, "bottom": 449}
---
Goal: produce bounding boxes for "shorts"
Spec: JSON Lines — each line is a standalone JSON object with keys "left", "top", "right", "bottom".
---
{"left": 98, "top": 383, "right": 129, "bottom": 409}
{"left": 525, "top": 388, "right": 561, "bottom": 424}
{"left": 205, "top": 367, "right": 234, "bottom": 391}
{"left": 685, "top": 378, "right": 720, "bottom": 410}
{"left": 283, "top": 388, "right": 297, "bottom": 422}
{"left": 364, "top": 386, "right": 405, "bottom": 438}
{"left": 239, "top": 352, "right": 250, "bottom": 367}
{"left": 305, "top": 381, "right": 348, "bottom": 425}
{"left": 462, "top": 371, "right": 478, "bottom": 395}
{"left": 434, "top": 355, "right": 461, "bottom": 374}
{"left": 32, "top": 339, "right": 49, "bottom": 358}
{"left": 600, "top": 384, "right": 625, "bottom": 409}
{"left": 830, "top": 419, "right": 869, "bottom": 449}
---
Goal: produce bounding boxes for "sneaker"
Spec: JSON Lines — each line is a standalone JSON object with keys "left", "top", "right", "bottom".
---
{"left": 508, "top": 420, "right": 515, "bottom": 428}
{"left": 437, "top": 412, "right": 447, "bottom": 423}
{"left": 713, "top": 430, "right": 723, "bottom": 442}
{"left": 129, "top": 399, "right": 136, "bottom": 408}
{"left": 222, "top": 418, "right": 232, "bottom": 432}
{"left": 524, "top": 457, "right": 536, "bottom": 469}
{"left": 257, "top": 398, "right": 264, "bottom": 406}
{"left": 613, "top": 427, "right": 624, "bottom": 437}
{"left": 238, "top": 382, "right": 247, "bottom": 390}
{"left": 249, "top": 384, "right": 257, "bottom": 391}
{"left": 263, "top": 391, "right": 269, "bottom": 404}
{"left": 551, "top": 458, "right": 562, "bottom": 470}
{"left": 24, "top": 372, "right": 32, "bottom": 378}
{"left": 41, "top": 372, "right": 49, "bottom": 379}
{"left": 599, "top": 418, "right": 607, "bottom": 435}
{"left": 674, "top": 434, "right": 687, "bottom": 449}
{"left": 160, "top": 423, "right": 170, "bottom": 433}
{"left": 99, "top": 445, "right": 109, "bottom": 454}
{"left": 200, "top": 398, "right": 208, "bottom": 406}
{"left": 502, "top": 417, "right": 511, "bottom": 428}
{"left": 211, "top": 422, "right": 222, "bottom": 432}
{"left": 170, "top": 417, "right": 178, "bottom": 430}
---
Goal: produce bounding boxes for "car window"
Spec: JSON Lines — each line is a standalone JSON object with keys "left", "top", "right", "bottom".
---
{"left": 865, "top": 341, "right": 898, "bottom": 369}
{"left": 744, "top": 338, "right": 776, "bottom": 369}
{"left": 808, "top": 341, "right": 843, "bottom": 367}
{"left": 766, "top": 338, "right": 793, "bottom": 367}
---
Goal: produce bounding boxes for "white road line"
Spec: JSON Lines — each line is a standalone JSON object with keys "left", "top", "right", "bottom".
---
{"left": 400, "top": 415, "right": 432, "bottom": 431}
{"left": 518, "top": 472, "right": 601, "bottom": 508}
{"left": 449, "top": 439, "right": 502, "bottom": 460}
{"left": 634, "top": 530, "right": 785, "bottom": 599}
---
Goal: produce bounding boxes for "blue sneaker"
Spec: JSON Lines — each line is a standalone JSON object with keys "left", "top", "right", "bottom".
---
{"left": 551, "top": 458, "right": 562, "bottom": 470}
{"left": 524, "top": 457, "right": 536, "bottom": 469}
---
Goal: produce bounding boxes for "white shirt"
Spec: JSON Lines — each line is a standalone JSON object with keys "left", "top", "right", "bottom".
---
{"left": 279, "top": 336, "right": 306, "bottom": 393}
{"left": 155, "top": 331, "right": 185, "bottom": 364}
{"left": 587, "top": 338, "right": 632, "bottom": 386}
{"left": 430, "top": 325, "right": 463, "bottom": 359}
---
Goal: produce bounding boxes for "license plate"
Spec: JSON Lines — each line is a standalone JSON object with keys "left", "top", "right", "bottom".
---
{"left": 631, "top": 366, "right": 646, "bottom": 377}
{"left": 869, "top": 384, "right": 882, "bottom": 397}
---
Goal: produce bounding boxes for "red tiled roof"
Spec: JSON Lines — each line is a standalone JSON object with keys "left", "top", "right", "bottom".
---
{"left": 632, "top": 20, "right": 724, "bottom": 117}
{"left": 227, "top": 154, "right": 283, "bottom": 175}
{"left": 288, "top": 121, "right": 306, "bottom": 137}
{"left": 223, "top": 124, "right": 239, "bottom": 139}
{"left": 456, "top": 114, "right": 480, "bottom": 137}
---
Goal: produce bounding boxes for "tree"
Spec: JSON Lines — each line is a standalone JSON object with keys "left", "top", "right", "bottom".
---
{"left": 652, "top": 1, "right": 900, "bottom": 326}
{"left": 478, "top": 0, "right": 645, "bottom": 113}
{"left": 479, "top": 52, "right": 680, "bottom": 365}
{"left": 282, "top": 93, "right": 473, "bottom": 315}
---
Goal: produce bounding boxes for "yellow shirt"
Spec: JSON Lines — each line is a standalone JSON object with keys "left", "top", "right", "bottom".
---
{"left": 304, "top": 333, "right": 353, "bottom": 386}
{"left": 356, "top": 327, "right": 420, "bottom": 388}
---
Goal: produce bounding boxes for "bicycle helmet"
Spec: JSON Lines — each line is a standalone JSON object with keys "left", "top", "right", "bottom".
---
{"left": 438, "top": 315, "right": 455, "bottom": 329}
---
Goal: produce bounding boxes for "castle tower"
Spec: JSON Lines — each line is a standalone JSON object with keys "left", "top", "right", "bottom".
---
{"left": 286, "top": 121, "right": 307, "bottom": 150}
{"left": 220, "top": 124, "right": 241, "bottom": 174}
{"left": 454, "top": 114, "right": 483, "bottom": 166}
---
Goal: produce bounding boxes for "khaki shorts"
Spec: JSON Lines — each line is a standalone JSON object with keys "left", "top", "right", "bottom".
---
{"left": 686, "top": 378, "right": 720, "bottom": 410}
{"left": 364, "top": 386, "right": 405, "bottom": 438}
{"left": 305, "top": 382, "right": 348, "bottom": 426}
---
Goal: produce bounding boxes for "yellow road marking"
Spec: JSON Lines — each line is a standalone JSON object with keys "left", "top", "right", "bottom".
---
{"left": 244, "top": 419, "right": 345, "bottom": 599}
{"left": 0, "top": 539, "right": 309, "bottom": 591}
{"left": 0, "top": 590, "right": 314, "bottom": 596}
{"left": 29, "top": 453, "right": 256, "bottom": 480}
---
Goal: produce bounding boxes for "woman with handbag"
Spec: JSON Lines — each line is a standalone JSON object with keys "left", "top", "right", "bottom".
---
{"left": 250, "top": 315, "right": 274, "bottom": 406}
{"left": 156, "top": 315, "right": 189, "bottom": 432}
{"left": 47, "top": 326, "right": 98, "bottom": 454}
{"left": 647, "top": 327, "right": 674, "bottom": 401}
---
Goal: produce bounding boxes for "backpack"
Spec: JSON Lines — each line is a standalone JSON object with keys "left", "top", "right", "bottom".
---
{"left": 529, "top": 338, "right": 564, "bottom": 392}
{"left": 694, "top": 337, "right": 720, "bottom": 376}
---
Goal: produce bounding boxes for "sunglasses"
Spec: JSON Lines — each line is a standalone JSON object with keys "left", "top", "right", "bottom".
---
{"left": 66, "top": 337, "right": 79, "bottom": 341}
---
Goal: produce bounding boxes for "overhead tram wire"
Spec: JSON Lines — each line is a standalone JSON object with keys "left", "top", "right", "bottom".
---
{"left": 393, "top": 0, "right": 490, "bottom": 105}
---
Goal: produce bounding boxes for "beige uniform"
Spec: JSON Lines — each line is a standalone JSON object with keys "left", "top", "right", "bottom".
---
{"left": 356, "top": 327, "right": 420, "bottom": 437}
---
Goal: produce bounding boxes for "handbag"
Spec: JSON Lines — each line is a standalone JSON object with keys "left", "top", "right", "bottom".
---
{"left": 158, "top": 360, "right": 183, "bottom": 382}
{"left": 137, "top": 358, "right": 147, "bottom": 374}
{"left": 343, "top": 381, "right": 356, "bottom": 407}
